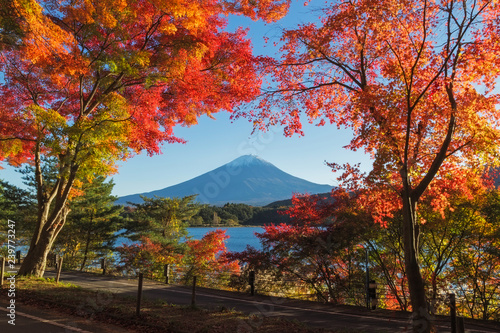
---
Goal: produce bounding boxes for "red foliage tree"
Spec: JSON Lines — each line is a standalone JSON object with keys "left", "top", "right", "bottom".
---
{"left": 117, "top": 236, "right": 181, "bottom": 278}
{"left": 230, "top": 189, "right": 374, "bottom": 302}
{"left": 236, "top": 1, "right": 500, "bottom": 331}
{"left": 0, "top": 0, "right": 290, "bottom": 277}
{"left": 184, "top": 229, "right": 240, "bottom": 286}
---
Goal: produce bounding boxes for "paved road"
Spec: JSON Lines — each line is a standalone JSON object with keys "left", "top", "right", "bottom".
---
{"left": 40, "top": 270, "right": 499, "bottom": 333}
{"left": 0, "top": 299, "right": 133, "bottom": 333}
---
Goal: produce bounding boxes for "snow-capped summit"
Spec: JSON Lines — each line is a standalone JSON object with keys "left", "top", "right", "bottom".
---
{"left": 226, "top": 155, "right": 272, "bottom": 168}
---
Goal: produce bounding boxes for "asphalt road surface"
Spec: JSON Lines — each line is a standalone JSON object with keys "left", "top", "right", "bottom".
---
{"left": 0, "top": 299, "right": 133, "bottom": 333}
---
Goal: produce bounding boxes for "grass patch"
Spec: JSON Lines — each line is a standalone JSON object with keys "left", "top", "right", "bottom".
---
{"left": 3, "top": 277, "right": 342, "bottom": 333}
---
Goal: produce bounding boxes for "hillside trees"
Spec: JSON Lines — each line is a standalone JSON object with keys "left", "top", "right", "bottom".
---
{"left": 196, "top": 205, "right": 240, "bottom": 226}
{"left": 0, "top": 0, "right": 290, "bottom": 277}
{"left": 191, "top": 203, "right": 291, "bottom": 227}
{"left": 237, "top": 1, "right": 500, "bottom": 330}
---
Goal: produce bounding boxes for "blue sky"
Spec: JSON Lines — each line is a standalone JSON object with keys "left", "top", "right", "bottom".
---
{"left": 1, "top": 1, "right": 373, "bottom": 197}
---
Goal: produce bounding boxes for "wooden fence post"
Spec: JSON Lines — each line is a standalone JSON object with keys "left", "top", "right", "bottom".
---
{"left": 457, "top": 316, "right": 465, "bottom": 333}
{"left": 136, "top": 273, "right": 143, "bottom": 317}
{"left": 191, "top": 276, "right": 197, "bottom": 306}
{"left": 449, "top": 293, "right": 457, "bottom": 333}
{"left": 55, "top": 256, "right": 63, "bottom": 283}
{"left": 101, "top": 258, "right": 106, "bottom": 275}
{"left": 1, "top": 257, "right": 5, "bottom": 286}
{"left": 249, "top": 270, "right": 255, "bottom": 296}
{"left": 164, "top": 264, "right": 170, "bottom": 284}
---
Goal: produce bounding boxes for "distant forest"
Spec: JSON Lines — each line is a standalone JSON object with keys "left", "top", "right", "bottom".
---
{"left": 188, "top": 202, "right": 292, "bottom": 227}
{"left": 186, "top": 193, "right": 331, "bottom": 227}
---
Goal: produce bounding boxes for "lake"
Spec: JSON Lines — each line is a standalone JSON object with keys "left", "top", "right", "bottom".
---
{"left": 114, "top": 226, "right": 263, "bottom": 253}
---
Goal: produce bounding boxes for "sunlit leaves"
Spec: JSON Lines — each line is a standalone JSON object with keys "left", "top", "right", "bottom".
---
{"left": 0, "top": 0, "right": 290, "bottom": 276}
{"left": 233, "top": 1, "right": 500, "bottom": 325}
{"left": 222, "top": 0, "right": 290, "bottom": 22}
{"left": 240, "top": 0, "right": 500, "bottom": 224}
{"left": 0, "top": 0, "right": 293, "bottom": 186}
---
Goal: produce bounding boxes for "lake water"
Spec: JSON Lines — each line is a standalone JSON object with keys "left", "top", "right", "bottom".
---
{"left": 114, "top": 227, "right": 263, "bottom": 253}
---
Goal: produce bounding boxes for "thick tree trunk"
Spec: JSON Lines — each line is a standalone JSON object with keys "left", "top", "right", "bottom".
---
{"left": 18, "top": 207, "right": 68, "bottom": 277}
{"left": 18, "top": 227, "right": 57, "bottom": 277}
{"left": 402, "top": 194, "right": 434, "bottom": 333}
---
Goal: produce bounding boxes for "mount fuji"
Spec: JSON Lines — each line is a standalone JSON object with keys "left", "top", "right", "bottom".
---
{"left": 116, "top": 155, "right": 333, "bottom": 206}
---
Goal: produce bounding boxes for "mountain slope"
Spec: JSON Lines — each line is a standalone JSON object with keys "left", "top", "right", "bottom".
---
{"left": 116, "top": 155, "right": 333, "bottom": 206}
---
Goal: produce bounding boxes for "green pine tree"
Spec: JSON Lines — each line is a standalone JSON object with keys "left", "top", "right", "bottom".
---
{"left": 55, "top": 176, "right": 123, "bottom": 270}
{"left": 0, "top": 179, "right": 36, "bottom": 252}
{"left": 130, "top": 194, "right": 201, "bottom": 246}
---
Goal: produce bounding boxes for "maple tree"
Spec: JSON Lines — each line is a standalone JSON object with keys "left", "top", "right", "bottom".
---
{"left": 236, "top": 1, "right": 500, "bottom": 331}
{"left": 117, "top": 235, "right": 181, "bottom": 279}
{"left": 0, "top": 0, "right": 290, "bottom": 277}
{"left": 226, "top": 184, "right": 500, "bottom": 318}
{"left": 230, "top": 190, "right": 373, "bottom": 303}
{"left": 183, "top": 229, "right": 239, "bottom": 287}
{"left": 117, "top": 229, "right": 238, "bottom": 286}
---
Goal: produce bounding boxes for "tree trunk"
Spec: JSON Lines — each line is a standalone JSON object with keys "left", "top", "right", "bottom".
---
{"left": 80, "top": 212, "right": 94, "bottom": 271}
{"left": 18, "top": 207, "right": 68, "bottom": 277}
{"left": 80, "top": 228, "right": 92, "bottom": 271}
{"left": 430, "top": 272, "right": 438, "bottom": 315}
{"left": 402, "top": 194, "right": 434, "bottom": 333}
{"left": 18, "top": 226, "right": 57, "bottom": 277}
